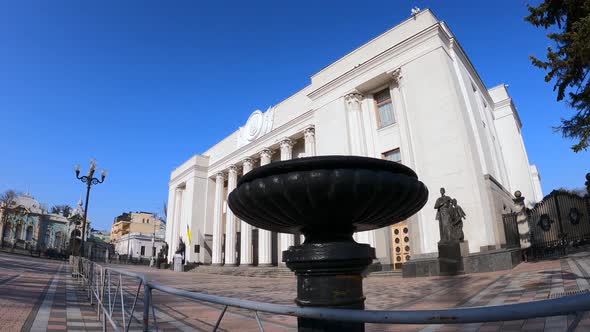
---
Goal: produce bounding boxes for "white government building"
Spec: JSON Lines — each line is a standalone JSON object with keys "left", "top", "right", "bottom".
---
{"left": 165, "top": 9, "right": 543, "bottom": 269}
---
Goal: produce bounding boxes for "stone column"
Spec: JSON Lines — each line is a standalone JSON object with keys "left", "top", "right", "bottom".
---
{"left": 302, "top": 127, "right": 316, "bottom": 243}
{"left": 279, "top": 138, "right": 295, "bottom": 261}
{"left": 224, "top": 165, "right": 238, "bottom": 266}
{"left": 304, "top": 126, "right": 316, "bottom": 157}
{"left": 344, "top": 92, "right": 367, "bottom": 156}
{"left": 258, "top": 148, "right": 273, "bottom": 266}
{"left": 211, "top": 172, "right": 225, "bottom": 265}
{"left": 171, "top": 188, "right": 183, "bottom": 259}
{"left": 240, "top": 158, "right": 255, "bottom": 266}
{"left": 345, "top": 93, "right": 376, "bottom": 248}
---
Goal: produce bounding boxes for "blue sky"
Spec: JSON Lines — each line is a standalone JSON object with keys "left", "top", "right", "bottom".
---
{"left": 0, "top": 0, "right": 588, "bottom": 231}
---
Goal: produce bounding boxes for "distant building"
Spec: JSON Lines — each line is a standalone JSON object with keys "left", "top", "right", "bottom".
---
{"left": 90, "top": 229, "right": 111, "bottom": 243}
{"left": 113, "top": 230, "right": 166, "bottom": 261}
{"left": 0, "top": 193, "right": 90, "bottom": 254}
{"left": 110, "top": 211, "right": 164, "bottom": 242}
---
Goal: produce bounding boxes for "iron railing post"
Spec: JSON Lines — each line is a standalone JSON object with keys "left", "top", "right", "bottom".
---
{"left": 143, "top": 280, "right": 150, "bottom": 332}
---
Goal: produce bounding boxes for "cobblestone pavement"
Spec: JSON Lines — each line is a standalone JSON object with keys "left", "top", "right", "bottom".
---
{"left": 2, "top": 251, "right": 590, "bottom": 331}
{"left": 111, "top": 252, "right": 590, "bottom": 332}
{"left": 0, "top": 251, "right": 101, "bottom": 332}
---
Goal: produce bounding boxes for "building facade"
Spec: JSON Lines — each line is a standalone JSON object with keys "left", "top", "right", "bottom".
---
{"left": 113, "top": 230, "right": 166, "bottom": 261}
{"left": 165, "top": 9, "right": 542, "bottom": 269}
{"left": 0, "top": 193, "right": 90, "bottom": 254}
{"left": 110, "top": 211, "right": 163, "bottom": 242}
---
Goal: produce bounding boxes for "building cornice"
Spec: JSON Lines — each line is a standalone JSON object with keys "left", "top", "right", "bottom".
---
{"left": 493, "top": 98, "right": 522, "bottom": 129}
{"left": 169, "top": 164, "right": 209, "bottom": 186}
{"left": 308, "top": 23, "right": 445, "bottom": 101}
{"left": 447, "top": 32, "right": 496, "bottom": 108}
{"left": 311, "top": 8, "right": 438, "bottom": 79}
{"left": 484, "top": 174, "right": 512, "bottom": 198}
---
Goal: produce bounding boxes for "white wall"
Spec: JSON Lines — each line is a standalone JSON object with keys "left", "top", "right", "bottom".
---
{"left": 167, "top": 154, "right": 210, "bottom": 263}
{"left": 115, "top": 234, "right": 165, "bottom": 258}
{"left": 491, "top": 84, "right": 539, "bottom": 206}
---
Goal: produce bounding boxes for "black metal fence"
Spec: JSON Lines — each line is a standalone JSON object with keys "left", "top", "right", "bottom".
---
{"left": 527, "top": 190, "right": 590, "bottom": 259}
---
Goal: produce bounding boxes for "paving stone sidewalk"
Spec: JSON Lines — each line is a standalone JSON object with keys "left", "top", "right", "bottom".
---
{"left": 0, "top": 252, "right": 103, "bottom": 332}
{"left": 4, "top": 250, "right": 590, "bottom": 331}
{"left": 109, "top": 252, "right": 590, "bottom": 332}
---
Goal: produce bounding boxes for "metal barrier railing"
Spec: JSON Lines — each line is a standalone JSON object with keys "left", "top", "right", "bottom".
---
{"left": 71, "top": 256, "right": 590, "bottom": 332}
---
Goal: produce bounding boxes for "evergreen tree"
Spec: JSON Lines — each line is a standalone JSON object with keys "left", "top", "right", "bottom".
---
{"left": 525, "top": 0, "right": 590, "bottom": 152}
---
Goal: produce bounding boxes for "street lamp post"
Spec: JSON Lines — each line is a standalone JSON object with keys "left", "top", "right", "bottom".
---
{"left": 74, "top": 158, "right": 106, "bottom": 257}
{"left": 150, "top": 217, "right": 156, "bottom": 267}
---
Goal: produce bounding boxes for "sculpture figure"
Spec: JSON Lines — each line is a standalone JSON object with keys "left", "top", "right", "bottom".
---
{"left": 434, "top": 188, "right": 453, "bottom": 242}
{"left": 450, "top": 198, "right": 466, "bottom": 241}
{"left": 435, "top": 188, "right": 467, "bottom": 243}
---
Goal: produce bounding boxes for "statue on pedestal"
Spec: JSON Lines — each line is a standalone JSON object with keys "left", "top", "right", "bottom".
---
{"left": 434, "top": 188, "right": 467, "bottom": 243}
{"left": 176, "top": 237, "right": 186, "bottom": 264}
{"left": 434, "top": 188, "right": 453, "bottom": 242}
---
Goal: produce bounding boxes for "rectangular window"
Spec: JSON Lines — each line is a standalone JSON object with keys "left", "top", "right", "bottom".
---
{"left": 374, "top": 89, "right": 395, "bottom": 128}
{"left": 383, "top": 149, "right": 401, "bottom": 163}
{"left": 140, "top": 246, "right": 145, "bottom": 256}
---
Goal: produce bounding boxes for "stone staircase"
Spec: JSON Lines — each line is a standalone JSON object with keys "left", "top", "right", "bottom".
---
{"left": 191, "top": 264, "right": 401, "bottom": 278}
{"left": 191, "top": 265, "right": 294, "bottom": 278}
{"left": 367, "top": 270, "right": 402, "bottom": 277}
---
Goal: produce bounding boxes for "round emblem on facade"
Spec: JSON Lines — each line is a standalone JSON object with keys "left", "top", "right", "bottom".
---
{"left": 244, "top": 110, "right": 264, "bottom": 142}
{"left": 538, "top": 214, "right": 553, "bottom": 232}
{"left": 569, "top": 207, "right": 581, "bottom": 225}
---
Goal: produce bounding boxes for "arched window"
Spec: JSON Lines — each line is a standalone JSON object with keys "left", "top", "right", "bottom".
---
{"left": 54, "top": 231, "right": 62, "bottom": 249}
{"left": 25, "top": 226, "right": 33, "bottom": 241}
{"left": 15, "top": 225, "right": 22, "bottom": 240}
{"left": 2, "top": 225, "right": 11, "bottom": 240}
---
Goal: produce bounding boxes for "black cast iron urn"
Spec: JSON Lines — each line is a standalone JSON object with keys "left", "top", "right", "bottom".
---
{"left": 228, "top": 156, "right": 428, "bottom": 331}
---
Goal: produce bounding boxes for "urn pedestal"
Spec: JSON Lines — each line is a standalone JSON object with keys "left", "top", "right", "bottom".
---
{"left": 437, "top": 241, "right": 469, "bottom": 276}
{"left": 228, "top": 156, "right": 428, "bottom": 331}
{"left": 284, "top": 241, "right": 375, "bottom": 331}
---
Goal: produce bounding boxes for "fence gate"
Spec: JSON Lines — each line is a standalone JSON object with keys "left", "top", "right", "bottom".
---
{"left": 527, "top": 190, "right": 590, "bottom": 259}
{"left": 502, "top": 212, "right": 520, "bottom": 249}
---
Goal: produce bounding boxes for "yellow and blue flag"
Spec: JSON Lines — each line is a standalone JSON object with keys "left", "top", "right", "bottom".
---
{"left": 186, "top": 224, "right": 192, "bottom": 244}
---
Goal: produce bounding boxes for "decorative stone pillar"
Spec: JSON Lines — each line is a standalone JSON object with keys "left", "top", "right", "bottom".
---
{"left": 171, "top": 188, "right": 183, "bottom": 260}
{"left": 239, "top": 158, "right": 255, "bottom": 266}
{"left": 345, "top": 93, "right": 376, "bottom": 248}
{"left": 211, "top": 172, "right": 225, "bottom": 265}
{"left": 258, "top": 148, "right": 273, "bottom": 266}
{"left": 302, "top": 127, "right": 316, "bottom": 244}
{"left": 513, "top": 191, "right": 531, "bottom": 257}
{"left": 304, "top": 126, "right": 316, "bottom": 157}
{"left": 344, "top": 92, "right": 367, "bottom": 156}
{"left": 279, "top": 138, "right": 295, "bottom": 261}
{"left": 224, "top": 165, "right": 238, "bottom": 266}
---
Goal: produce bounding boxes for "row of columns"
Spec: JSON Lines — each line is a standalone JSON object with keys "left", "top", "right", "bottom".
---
{"left": 211, "top": 126, "right": 316, "bottom": 266}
